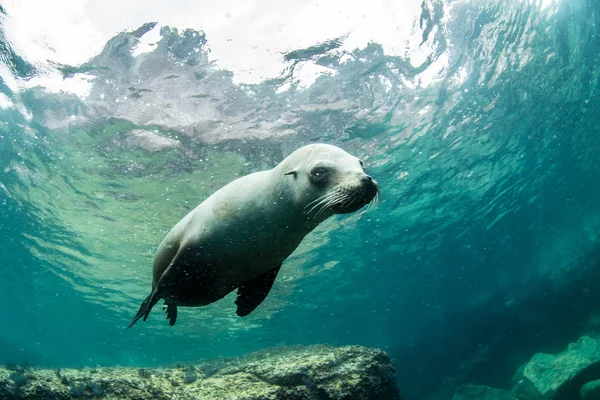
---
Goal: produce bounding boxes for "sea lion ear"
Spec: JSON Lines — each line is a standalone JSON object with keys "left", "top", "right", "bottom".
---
{"left": 284, "top": 170, "right": 297, "bottom": 177}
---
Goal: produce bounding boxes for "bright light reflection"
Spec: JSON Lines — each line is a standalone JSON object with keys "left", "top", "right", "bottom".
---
{"left": 2, "top": 0, "right": 451, "bottom": 96}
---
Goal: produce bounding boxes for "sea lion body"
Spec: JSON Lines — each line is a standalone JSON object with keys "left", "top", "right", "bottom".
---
{"left": 127, "top": 144, "right": 378, "bottom": 328}
{"left": 152, "top": 168, "right": 310, "bottom": 306}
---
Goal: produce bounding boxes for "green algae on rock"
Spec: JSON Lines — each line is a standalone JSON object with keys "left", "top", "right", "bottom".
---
{"left": 0, "top": 344, "right": 401, "bottom": 400}
{"left": 581, "top": 379, "right": 600, "bottom": 400}
{"left": 513, "top": 336, "right": 600, "bottom": 400}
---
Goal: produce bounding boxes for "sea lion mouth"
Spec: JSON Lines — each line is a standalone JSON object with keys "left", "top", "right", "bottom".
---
{"left": 330, "top": 183, "right": 379, "bottom": 214}
{"left": 304, "top": 179, "right": 380, "bottom": 218}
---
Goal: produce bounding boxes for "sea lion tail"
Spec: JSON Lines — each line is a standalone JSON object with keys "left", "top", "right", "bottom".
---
{"left": 126, "top": 289, "right": 160, "bottom": 330}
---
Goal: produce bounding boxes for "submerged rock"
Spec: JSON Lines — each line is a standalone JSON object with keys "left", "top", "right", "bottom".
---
{"left": 123, "top": 129, "right": 180, "bottom": 153}
{"left": 513, "top": 336, "right": 600, "bottom": 400}
{"left": 0, "top": 344, "right": 401, "bottom": 399}
{"left": 452, "top": 384, "right": 517, "bottom": 400}
{"left": 581, "top": 379, "right": 600, "bottom": 400}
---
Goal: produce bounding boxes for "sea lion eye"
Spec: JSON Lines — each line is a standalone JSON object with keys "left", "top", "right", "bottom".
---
{"left": 309, "top": 166, "right": 331, "bottom": 185}
{"left": 311, "top": 166, "right": 329, "bottom": 178}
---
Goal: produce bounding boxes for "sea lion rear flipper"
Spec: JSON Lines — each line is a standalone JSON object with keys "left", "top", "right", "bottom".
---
{"left": 126, "top": 287, "right": 160, "bottom": 330}
{"left": 126, "top": 246, "right": 188, "bottom": 330}
{"left": 165, "top": 304, "right": 178, "bottom": 326}
{"left": 235, "top": 264, "right": 282, "bottom": 317}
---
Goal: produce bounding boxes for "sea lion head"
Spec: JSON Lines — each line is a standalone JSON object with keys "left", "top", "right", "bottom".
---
{"left": 280, "top": 144, "right": 379, "bottom": 219}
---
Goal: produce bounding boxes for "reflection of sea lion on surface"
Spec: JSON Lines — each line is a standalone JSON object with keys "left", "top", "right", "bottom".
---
{"left": 127, "top": 143, "right": 379, "bottom": 328}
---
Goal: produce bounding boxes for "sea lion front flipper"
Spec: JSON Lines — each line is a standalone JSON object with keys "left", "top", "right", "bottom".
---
{"left": 235, "top": 264, "right": 282, "bottom": 317}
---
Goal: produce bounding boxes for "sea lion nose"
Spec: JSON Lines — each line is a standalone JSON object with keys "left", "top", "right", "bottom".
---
{"left": 360, "top": 174, "right": 378, "bottom": 192}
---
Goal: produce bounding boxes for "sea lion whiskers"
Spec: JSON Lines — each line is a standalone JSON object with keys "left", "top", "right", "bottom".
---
{"left": 314, "top": 193, "right": 347, "bottom": 218}
{"left": 354, "top": 189, "right": 380, "bottom": 218}
{"left": 367, "top": 190, "right": 380, "bottom": 211}
{"left": 305, "top": 192, "right": 338, "bottom": 211}
{"left": 305, "top": 193, "right": 339, "bottom": 215}
{"left": 341, "top": 191, "right": 358, "bottom": 208}
{"left": 315, "top": 188, "right": 362, "bottom": 218}
{"left": 311, "top": 193, "right": 346, "bottom": 218}
{"left": 305, "top": 192, "right": 343, "bottom": 216}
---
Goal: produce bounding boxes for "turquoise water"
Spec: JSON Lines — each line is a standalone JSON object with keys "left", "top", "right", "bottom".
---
{"left": 1, "top": 0, "right": 600, "bottom": 399}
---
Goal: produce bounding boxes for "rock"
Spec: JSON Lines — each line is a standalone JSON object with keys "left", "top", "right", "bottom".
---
{"left": 581, "top": 379, "right": 600, "bottom": 400}
{"left": 453, "top": 384, "right": 517, "bottom": 400}
{"left": 0, "top": 344, "right": 401, "bottom": 400}
{"left": 513, "top": 336, "right": 600, "bottom": 400}
{"left": 124, "top": 129, "right": 179, "bottom": 152}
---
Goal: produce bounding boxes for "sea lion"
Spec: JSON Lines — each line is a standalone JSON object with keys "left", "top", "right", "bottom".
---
{"left": 127, "top": 143, "right": 379, "bottom": 328}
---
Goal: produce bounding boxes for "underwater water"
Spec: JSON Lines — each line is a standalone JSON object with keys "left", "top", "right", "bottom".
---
{"left": 1, "top": 0, "right": 600, "bottom": 398}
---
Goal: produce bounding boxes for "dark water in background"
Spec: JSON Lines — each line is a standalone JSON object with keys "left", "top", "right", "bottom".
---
{"left": 1, "top": 0, "right": 600, "bottom": 399}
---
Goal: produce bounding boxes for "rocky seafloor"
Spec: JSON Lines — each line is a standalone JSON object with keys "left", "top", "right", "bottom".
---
{"left": 0, "top": 344, "right": 400, "bottom": 400}
{"left": 7, "top": 335, "right": 600, "bottom": 400}
{"left": 453, "top": 335, "right": 600, "bottom": 400}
